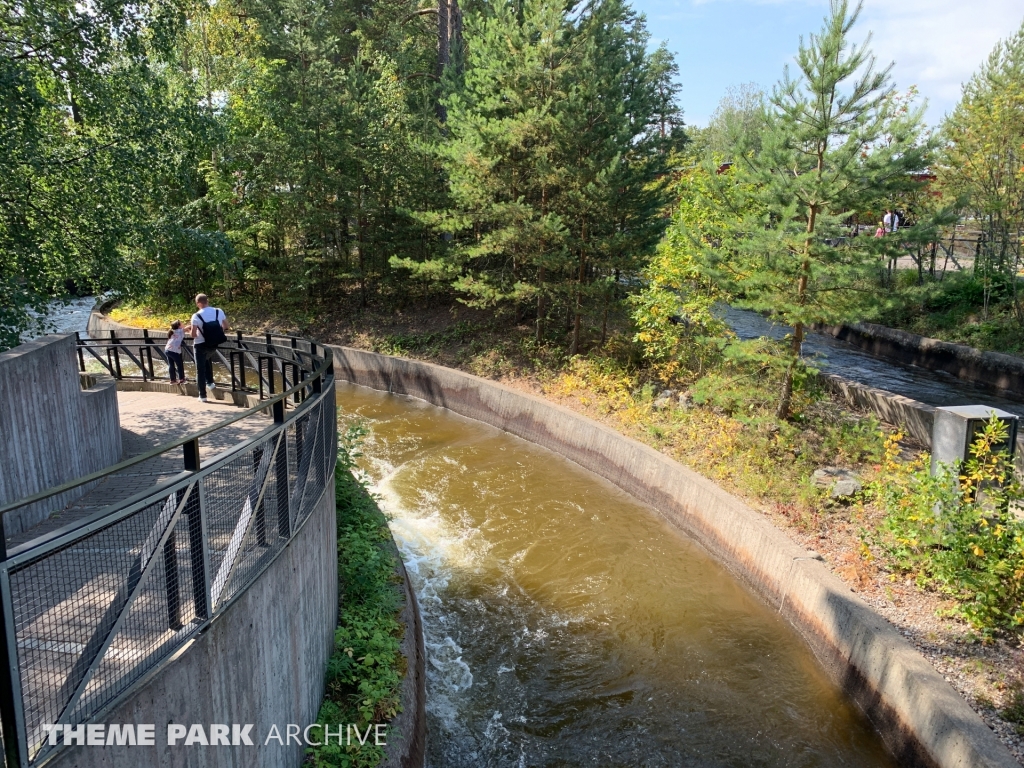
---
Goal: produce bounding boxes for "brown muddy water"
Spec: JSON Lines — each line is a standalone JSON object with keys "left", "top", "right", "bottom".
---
{"left": 336, "top": 382, "right": 897, "bottom": 768}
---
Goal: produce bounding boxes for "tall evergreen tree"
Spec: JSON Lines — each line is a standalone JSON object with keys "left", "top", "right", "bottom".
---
{"left": 398, "top": 0, "right": 681, "bottom": 349}
{"left": 705, "top": 0, "right": 932, "bottom": 418}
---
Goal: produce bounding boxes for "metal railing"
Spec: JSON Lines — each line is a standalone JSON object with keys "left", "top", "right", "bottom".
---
{"left": 0, "top": 331, "right": 338, "bottom": 767}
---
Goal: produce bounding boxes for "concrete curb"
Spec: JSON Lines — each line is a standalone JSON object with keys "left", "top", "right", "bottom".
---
{"left": 381, "top": 544, "right": 427, "bottom": 768}
{"left": 821, "top": 373, "right": 937, "bottom": 447}
{"left": 818, "top": 322, "right": 1024, "bottom": 396}
{"left": 326, "top": 345, "right": 1020, "bottom": 768}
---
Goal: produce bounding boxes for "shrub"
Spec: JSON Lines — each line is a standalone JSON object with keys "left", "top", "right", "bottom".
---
{"left": 309, "top": 424, "right": 406, "bottom": 768}
{"left": 871, "top": 419, "right": 1024, "bottom": 634}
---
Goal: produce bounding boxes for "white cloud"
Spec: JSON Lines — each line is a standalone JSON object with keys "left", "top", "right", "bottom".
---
{"left": 857, "top": 0, "right": 1023, "bottom": 123}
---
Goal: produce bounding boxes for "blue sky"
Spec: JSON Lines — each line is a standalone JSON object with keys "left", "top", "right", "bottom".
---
{"left": 633, "top": 0, "right": 1024, "bottom": 128}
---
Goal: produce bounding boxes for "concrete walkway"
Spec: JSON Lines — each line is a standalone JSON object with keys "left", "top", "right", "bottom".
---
{"left": 7, "top": 390, "right": 271, "bottom": 549}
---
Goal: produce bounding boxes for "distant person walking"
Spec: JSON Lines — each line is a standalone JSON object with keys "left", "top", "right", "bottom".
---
{"left": 875, "top": 221, "right": 885, "bottom": 238}
{"left": 190, "top": 294, "right": 229, "bottom": 403}
{"left": 165, "top": 320, "right": 187, "bottom": 386}
{"left": 882, "top": 209, "right": 900, "bottom": 234}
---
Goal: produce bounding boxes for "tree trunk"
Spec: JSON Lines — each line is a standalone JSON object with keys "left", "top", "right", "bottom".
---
{"left": 535, "top": 266, "right": 546, "bottom": 343}
{"left": 778, "top": 206, "right": 816, "bottom": 420}
{"left": 775, "top": 361, "right": 796, "bottom": 420}
{"left": 436, "top": 0, "right": 461, "bottom": 121}
{"left": 570, "top": 253, "right": 585, "bottom": 355}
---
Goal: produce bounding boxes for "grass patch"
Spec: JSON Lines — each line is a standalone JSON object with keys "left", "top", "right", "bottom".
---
{"left": 541, "top": 349, "right": 886, "bottom": 521}
{"left": 308, "top": 426, "right": 406, "bottom": 768}
{"left": 1002, "top": 687, "right": 1024, "bottom": 736}
{"left": 877, "top": 270, "right": 1024, "bottom": 355}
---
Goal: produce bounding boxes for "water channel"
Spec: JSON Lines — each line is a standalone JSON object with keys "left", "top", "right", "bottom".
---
{"left": 723, "top": 305, "right": 1024, "bottom": 417}
{"left": 336, "top": 382, "right": 898, "bottom": 767}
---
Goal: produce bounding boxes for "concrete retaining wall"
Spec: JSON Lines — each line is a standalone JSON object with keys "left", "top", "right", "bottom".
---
{"left": 46, "top": 476, "right": 338, "bottom": 768}
{"left": 328, "top": 346, "right": 1019, "bottom": 768}
{"left": 819, "top": 322, "right": 1024, "bottom": 396}
{"left": 821, "top": 374, "right": 937, "bottom": 447}
{"left": 382, "top": 547, "right": 427, "bottom": 768}
{"left": 0, "top": 335, "right": 122, "bottom": 535}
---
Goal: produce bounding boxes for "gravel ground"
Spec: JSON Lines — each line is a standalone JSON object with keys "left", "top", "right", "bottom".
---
{"left": 792, "top": 512, "right": 1024, "bottom": 766}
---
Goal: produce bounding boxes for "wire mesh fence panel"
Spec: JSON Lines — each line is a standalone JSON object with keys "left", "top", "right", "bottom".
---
{"left": 287, "top": 410, "right": 317, "bottom": 531}
{"left": 7, "top": 491, "right": 179, "bottom": 761}
{"left": 297, "top": 401, "right": 328, "bottom": 529}
{"left": 215, "top": 437, "right": 287, "bottom": 609}
{"left": 67, "top": 486, "right": 204, "bottom": 729}
{"left": 203, "top": 433, "right": 283, "bottom": 613}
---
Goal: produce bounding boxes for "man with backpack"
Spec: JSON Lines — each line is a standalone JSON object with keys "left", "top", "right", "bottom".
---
{"left": 189, "top": 293, "right": 229, "bottom": 403}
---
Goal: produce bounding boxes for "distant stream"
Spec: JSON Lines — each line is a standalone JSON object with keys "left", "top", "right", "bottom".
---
{"left": 721, "top": 305, "right": 1024, "bottom": 417}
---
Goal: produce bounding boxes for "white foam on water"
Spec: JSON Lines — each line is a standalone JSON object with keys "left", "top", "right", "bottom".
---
{"left": 370, "top": 458, "right": 482, "bottom": 731}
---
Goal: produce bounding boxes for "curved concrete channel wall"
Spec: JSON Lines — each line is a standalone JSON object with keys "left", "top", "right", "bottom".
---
{"left": 328, "top": 345, "right": 1020, "bottom": 768}
{"left": 820, "top": 321, "right": 1024, "bottom": 397}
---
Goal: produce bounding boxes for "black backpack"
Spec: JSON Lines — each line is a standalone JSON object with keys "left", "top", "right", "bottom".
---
{"left": 198, "top": 308, "right": 227, "bottom": 347}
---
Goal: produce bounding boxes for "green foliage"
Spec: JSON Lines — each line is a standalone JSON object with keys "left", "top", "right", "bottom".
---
{"left": 630, "top": 155, "right": 732, "bottom": 382}
{"left": 872, "top": 420, "right": 1024, "bottom": 634}
{"left": 0, "top": 0, "right": 211, "bottom": 349}
{"left": 397, "top": 0, "right": 682, "bottom": 351}
{"left": 373, "top": 321, "right": 478, "bottom": 357}
{"left": 310, "top": 424, "right": 405, "bottom": 768}
{"left": 549, "top": 351, "right": 886, "bottom": 518}
{"left": 939, "top": 20, "right": 1024, "bottom": 319}
{"left": 196, "top": 0, "right": 445, "bottom": 308}
{"left": 703, "top": 0, "right": 934, "bottom": 417}
{"left": 702, "top": 83, "right": 766, "bottom": 160}
{"left": 1002, "top": 687, "right": 1024, "bottom": 735}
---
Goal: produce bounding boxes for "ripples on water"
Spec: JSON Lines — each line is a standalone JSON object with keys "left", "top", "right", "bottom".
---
{"left": 337, "top": 383, "right": 897, "bottom": 768}
{"left": 19, "top": 296, "right": 96, "bottom": 342}
{"left": 722, "top": 305, "right": 1024, "bottom": 417}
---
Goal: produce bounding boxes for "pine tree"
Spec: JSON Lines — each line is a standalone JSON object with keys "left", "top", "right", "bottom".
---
{"left": 398, "top": 0, "right": 680, "bottom": 349}
{"left": 706, "top": 0, "right": 932, "bottom": 418}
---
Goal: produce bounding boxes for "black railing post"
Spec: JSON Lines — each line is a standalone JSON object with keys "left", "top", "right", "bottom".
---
{"left": 76, "top": 332, "right": 85, "bottom": 372}
{"left": 163, "top": 527, "right": 182, "bottom": 630}
{"left": 189, "top": 482, "right": 210, "bottom": 620}
{"left": 253, "top": 446, "right": 267, "bottom": 546}
{"left": 273, "top": 401, "right": 291, "bottom": 538}
{"left": 180, "top": 443, "right": 209, "bottom": 619}
{"left": 0, "top": 569, "right": 27, "bottom": 768}
{"left": 142, "top": 329, "right": 154, "bottom": 380}
{"left": 183, "top": 437, "right": 200, "bottom": 473}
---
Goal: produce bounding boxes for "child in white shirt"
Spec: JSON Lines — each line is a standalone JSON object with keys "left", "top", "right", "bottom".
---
{"left": 166, "top": 320, "right": 188, "bottom": 384}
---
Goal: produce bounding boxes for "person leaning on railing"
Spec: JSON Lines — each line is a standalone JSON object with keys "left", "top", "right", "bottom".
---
{"left": 190, "top": 293, "right": 229, "bottom": 403}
